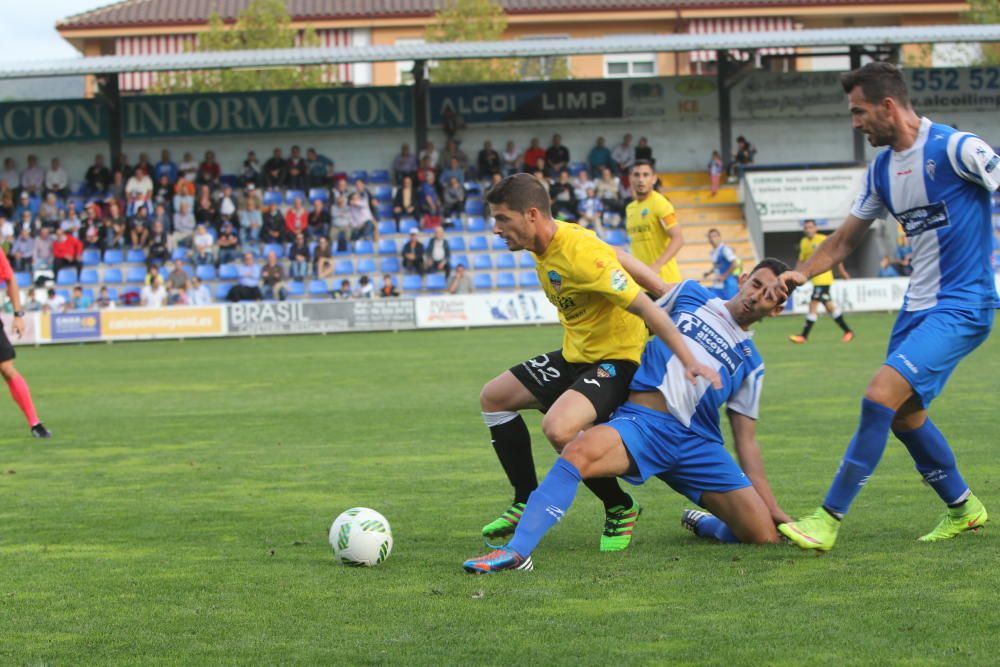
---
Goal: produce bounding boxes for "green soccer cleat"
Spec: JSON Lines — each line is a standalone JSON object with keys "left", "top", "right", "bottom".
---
{"left": 778, "top": 507, "right": 840, "bottom": 552}
{"left": 481, "top": 502, "right": 526, "bottom": 539}
{"left": 600, "top": 498, "right": 641, "bottom": 552}
{"left": 918, "top": 494, "right": 988, "bottom": 542}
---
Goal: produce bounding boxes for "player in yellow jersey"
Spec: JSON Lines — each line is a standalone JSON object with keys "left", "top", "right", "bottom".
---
{"left": 478, "top": 174, "right": 721, "bottom": 552}
{"left": 625, "top": 160, "right": 683, "bottom": 283}
{"left": 789, "top": 219, "right": 854, "bottom": 343}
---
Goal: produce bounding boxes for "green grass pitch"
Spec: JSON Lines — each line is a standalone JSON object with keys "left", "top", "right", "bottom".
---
{"left": 1, "top": 312, "right": 998, "bottom": 665}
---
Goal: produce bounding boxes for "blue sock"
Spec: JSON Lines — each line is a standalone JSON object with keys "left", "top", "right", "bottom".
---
{"left": 508, "top": 457, "right": 582, "bottom": 557}
{"left": 894, "top": 419, "right": 970, "bottom": 505}
{"left": 694, "top": 515, "right": 740, "bottom": 544}
{"left": 823, "top": 398, "right": 896, "bottom": 516}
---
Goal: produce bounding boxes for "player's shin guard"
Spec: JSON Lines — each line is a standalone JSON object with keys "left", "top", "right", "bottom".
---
{"left": 6, "top": 372, "right": 39, "bottom": 426}
{"left": 695, "top": 515, "right": 741, "bottom": 544}
{"left": 508, "top": 457, "right": 582, "bottom": 558}
{"left": 823, "top": 398, "right": 896, "bottom": 517}
{"left": 483, "top": 411, "right": 537, "bottom": 503}
{"left": 894, "top": 419, "right": 970, "bottom": 506}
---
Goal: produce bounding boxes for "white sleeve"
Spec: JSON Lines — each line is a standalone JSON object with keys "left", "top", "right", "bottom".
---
{"left": 655, "top": 280, "right": 689, "bottom": 312}
{"left": 850, "top": 161, "right": 888, "bottom": 221}
{"left": 728, "top": 364, "right": 764, "bottom": 420}
{"left": 949, "top": 133, "right": 1000, "bottom": 192}
{"left": 722, "top": 245, "right": 738, "bottom": 262}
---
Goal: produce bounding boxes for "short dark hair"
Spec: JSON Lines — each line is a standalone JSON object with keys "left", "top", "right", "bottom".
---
{"left": 708, "top": 228, "right": 720, "bottom": 235}
{"left": 632, "top": 159, "right": 655, "bottom": 172}
{"left": 749, "top": 257, "right": 789, "bottom": 279}
{"left": 840, "top": 62, "right": 910, "bottom": 107}
{"left": 485, "top": 173, "right": 552, "bottom": 216}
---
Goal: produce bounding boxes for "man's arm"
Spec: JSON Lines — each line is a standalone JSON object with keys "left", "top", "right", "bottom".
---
{"left": 728, "top": 410, "right": 792, "bottom": 525}
{"left": 626, "top": 292, "right": 721, "bottom": 389}
{"left": 614, "top": 247, "right": 671, "bottom": 299}
{"left": 5, "top": 272, "right": 24, "bottom": 338}
{"left": 837, "top": 262, "right": 851, "bottom": 280}
{"left": 651, "top": 217, "right": 683, "bottom": 273}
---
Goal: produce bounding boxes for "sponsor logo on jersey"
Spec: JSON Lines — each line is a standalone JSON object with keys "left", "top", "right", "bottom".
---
{"left": 610, "top": 269, "right": 628, "bottom": 292}
{"left": 675, "top": 311, "right": 741, "bottom": 374}
{"left": 925, "top": 159, "right": 936, "bottom": 181}
{"left": 597, "top": 363, "right": 617, "bottom": 378}
{"left": 547, "top": 270, "right": 562, "bottom": 293}
{"left": 641, "top": 208, "right": 649, "bottom": 217}
{"left": 986, "top": 155, "right": 999, "bottom": 173}
{"left": 896, "top": 201, "right": 950, "bottom": 238}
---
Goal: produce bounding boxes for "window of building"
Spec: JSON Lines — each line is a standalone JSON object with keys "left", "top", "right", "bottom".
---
{"left": 604, "top": 53, "right": 657, "bottom": 78}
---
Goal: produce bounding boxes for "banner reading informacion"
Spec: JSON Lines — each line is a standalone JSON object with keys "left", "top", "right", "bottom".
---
{"left": 430, "top": 80, "right": 621, "bottom": 125}
{"left": 227, "top": 299, "right": 415, "bottom": 336}
{"left": 744, "top": 168, "right": 866, "bottom": 231}
{"left": 0, "top": 98, "right": 106, "bottom": 145}
{"left": 415, "top": 291, "right": 559, "bottom": 329}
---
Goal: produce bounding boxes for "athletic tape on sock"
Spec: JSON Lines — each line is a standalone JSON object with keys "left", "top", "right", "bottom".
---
{"left": 482, "top": 410, "right": 519, "bottom": 427}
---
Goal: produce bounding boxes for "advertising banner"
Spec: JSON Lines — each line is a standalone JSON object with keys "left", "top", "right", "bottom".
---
{"left": 430, "top": 80, "right": 621, "bottom": 125}
{"left": 49, "top": 311, "right": 101, "bottom": 341}
{"left": 415, "top": 291, "right": 559, "bottom": 329}
{"left": 100, "top": 306, "right": 225, "bottom": 339}
{"left": 0, "top": 98, "right": 106, "bottom": 145}
{"left": 622, "top": 77, "right": 718, "bottom": 122}
{"left": 0, "top": 312, "right": 41, "bottom": 345}
{"left": 227, "top": 299, "right": 416, "bottom": 336}
{"left": 784, "top": 278, "right": 911, "bottom": 315}
{"left": 744, "top": 168, "right": 866, "bottom": 231}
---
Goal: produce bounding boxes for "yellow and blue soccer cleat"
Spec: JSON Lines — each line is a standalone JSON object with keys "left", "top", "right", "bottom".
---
{"left": 463, "top": 546, "right": 533, "bottom": 574}
{"left": 778, "top": 507, "right": 840, "bottom": 551}
{"left": 918, "top": 494, "right": 988, "bottom": 542}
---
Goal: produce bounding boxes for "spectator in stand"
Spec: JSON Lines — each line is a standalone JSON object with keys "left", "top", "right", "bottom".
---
{"left": 891, "top": 231, "right": 913, "bottom": 276}
{"left": 419, "top": 141, "right": 439, "bottom": 171}
{"left": 380, "top": 274, "right": 399, "bottom": 297}
{"left": 424, "top": 226, "right": 451, "bottom": 279}
{"left": 596, "top": 165, "right": 622, "bottom": 220}
{"left": 147, "top": 220, "right": 170, "bottom": 267}
{"left": 421, "top": 171, "right": 442, "bottom": 224}
{"left": 285, "top": 145, "right": 306, "bottom": 190}
{"left": 314, "top": 236, "right": 334, "bottom": 279}
{"left": 166, "top": 259, "right": 190, "bottom": 304}
{"left": 189, "top": 276, "right": 212, "bottom": 305}
{"left": 355, "top": 274, "right": 374, "bottom": 299}
{"left": 178, "top": 152, "right": 198, "bottom": 182}
{"left": 228, "top": 252, "right": 263, "bottom": 302}
{"left": 545, "top": 134, "right": 570, "bottom": 177}
{"left": 129, "top": 205, "right": 151, "bottom": 249}
{"left": 442, "top": 176, "right": 465, "bottom": 224}
{"left": 532, "top": 168, "right": 550, "bottom": 189}
{"left": 20, "top": 155, "right": 45, "bottom": 196}
{"left": 149, "top": 202, "right": 169, "bottom": 231}
{"left": 441, "top": 156, "right": 465, "bottom": 187}
{"left": 578, "top": 187, "right": 605, "bottom": 238}
{"left": 588, "top": 136, "right": 613, "bottom": 175}
{"left": 392, "top": 143, "right": 417, "bottom": 185}
{"left": 0, "top": 179, "right": 13, "bottom": 218}
{"left": 401, "top": 229, "right": 425, "bottom": 275}
{"left": 708, "top": 150, "right": 723, "bottom": 197}
{"left": 305, "top": 147, "right": 333, "bottom": 188}
{"left": 197, "top": 150, "right": 221, "bottom": 189}
{"left": 348, "top": 192, "right": 375, "bottom": 242}
{"left": 522, "top": 137, "right": 545, "bottom": 173}
{"left": 442, "top": 139, "right": 469, "bottom": 172}
{"left": 85, "top": 154, "right": 111, "bottom": 196}
{"left": 11, "top": 228, "right": 34, "bottom": 272}
{"left": 477, "top": 140, "right": 501, "bottom": 180}
{"left": 333, "top": 279, "right": 352, "bottom": 299}
{"left": 415, "top": 156, "right": 436, "bottom": 186}
{"left": 353, "top": 178, "right": 378, "bottom": 217}
{"left": 172, "top": 200, "right": 196, "bottom": 248}
{"left": 152, "top": 173, "right": 174, "bottom": 211}
{"left": 572, "top": 168, "right": 595, "bottom": 201}
{"left": 17, "top": 210, "right": 36, "bottom": 243}
{"left": 194, "top": 184, "right": 217, "bottom": 227}
{"left": 266, "top": 147, "right": 292, "bottom": 192}
{"left": 69, "top": 285, "right": 93, "bottom": 310}
{"left": 154, "top": 149, "right": 178, "bottom": 185}
{"left": 634, "top": 136, "right": 654, "bottom": 165}
{"left": 613, "top": 133, "right": 635, "bottom": 176}
{"left": 107, "top": 207, "right": 128, "bottom": 251}
{"left": 261, "top": 202, "right": 285, "bottom": 245}
{"left": 32, "top": 227, "right": 53, "bottom": 272}
{"left": 192, "top": 224, "right": 215, "bottom": 265}
{"left": 549, "top": 169, "right": 577, "bottom": 220}
{"left": 21, "top": 288, "right": 43, "bottom": 312}
{"left": 501, "top": 140, "right": 522, "bottom": 177}
{"left": 2, "top": 158, "right": 19, "bottom": 195}
{"left": 38, "top": 193, "right": 61, "bottom": 229}
{"left": 288, "top": 232, "right": 310, "bottom": 280}
{"left": 141, "top": 275, "right": 168, "bottom": 308}
{"left": 14, "top": 192, "right": 33, "bottom": 224}
{"left": 135, "top": 152, "right": 153, "bottom": 178}
{"left": 240, "top": 150, "right": 261, "bottom": 188}
{"left": 217, "top": 184, "right": 239, "bottom": 229}
{"left": 125, "top": 189, "right": 151, "bottom": 221}
{"left": 216, "top": 221, "right": 241, "bottom": 265}
{"left": 44, "top": 287, "right": 66, "bottom": 313}
{"left": 44, "top": 158, "right": 69, "bottom": 198}
{"left": 284, "top": 197, "right": 309, "bottom": 238}
{"left": 308, "top": 198, "right": 331, "bottom": 238}
{"left": 114, "top": 152, "right": 133, "bottom": 182}
{"left": 0, "top": 213, "right": 12, "bottom": 248}
{"left": 447, "top": 263, "right": 473, "bottom": 294}
{"left": 392, "top": 176, "right": 419, "bottom": 231}
{"left": 730, "top": 135, "right": 756, "bottom": 179}
{"left": 261, "top": 251, "right": 286, "bottom": 301}
{"left": 330, "top": 194, "right": 351, "bottom": 251}
{"left": 96, "top": 286, "right": 115, "bottom": 309}
{"left": 239, "top": 197, "right": 262, "bottom": 247}
{"left": 332, "top": 176, "right": 349, "bottom": 202}
{"left": 60, "top": 201, "right": 81, "bottom": 237}
{"left": 173, "top": 172, "right": 196, "bottom": 212}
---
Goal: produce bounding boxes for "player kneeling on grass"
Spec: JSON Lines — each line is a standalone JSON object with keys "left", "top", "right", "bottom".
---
{"left": 464, "top": 259, "right": 792, "bottom": 573}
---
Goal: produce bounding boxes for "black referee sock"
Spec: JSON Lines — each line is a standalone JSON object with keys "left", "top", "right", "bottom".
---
{"left": 800, "top": 316, "right": 816, "bottom": 338}
{"left": 583, "top": 477, "right": 633, "bottom": 511}
{"left": 834, "top": 314, "right": 851, "bottom": 333}
{"left": 488, "top": 415, "right": 538, "bottom": 504}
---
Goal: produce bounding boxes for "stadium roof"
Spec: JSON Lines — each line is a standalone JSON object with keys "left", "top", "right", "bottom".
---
{"left": 57, "top": 0, "right": 960, "bottom": 29}
{"left": 2, "top": 24, "right": 999, "bottom": 81}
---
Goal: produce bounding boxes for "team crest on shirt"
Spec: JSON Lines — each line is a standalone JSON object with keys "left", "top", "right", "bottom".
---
{"left": 641, "top": 208, "right": 649, "bottom": 217}
{"left": 547, "top": 270, "right": 562, "bottom": 293}
{"left": 610, "top": 269, "right": 628, "bottom": 292}
{"left": 925, "top": 159, "right": 936, "bottom": 181}
{"left": 597, "top": 363, "right": 617, "bottom": 379}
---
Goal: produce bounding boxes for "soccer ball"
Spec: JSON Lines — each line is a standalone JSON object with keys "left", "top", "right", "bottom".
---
{"left": 329, "top": 507, "right": 393, "bottom": 567}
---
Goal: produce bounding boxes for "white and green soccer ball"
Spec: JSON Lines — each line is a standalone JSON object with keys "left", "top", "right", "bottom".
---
{"left": 329, "top": 507, "right": 393, "bottom": 567}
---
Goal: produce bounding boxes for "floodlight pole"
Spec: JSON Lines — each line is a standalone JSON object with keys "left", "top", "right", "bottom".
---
{"left": 849, "top": 46, "right": 865, "bottom": 163}
{"left": 95, "top": 74, "right": 123, "bottom": 169}
{"left": 412, "top": 60, "right": 429, "bottom": 154}
{"left": 716, "top": 51, "right": 733, "bottom": 169}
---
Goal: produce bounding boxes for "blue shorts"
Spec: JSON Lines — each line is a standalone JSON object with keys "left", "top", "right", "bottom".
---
{"left": 885, "top": 306, "right": 994, "bottom": 407}
{"left": 607, "top": 402, "right": 750, "bottom": 505}
{"left": 708, "top": 276, "right": 739, "bottom": 301}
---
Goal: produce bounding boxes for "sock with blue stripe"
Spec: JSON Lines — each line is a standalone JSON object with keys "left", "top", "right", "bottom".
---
{"left": 508, "top": 457, "right": 582, "bottom": 558}
{"left": 894, "top": 418, "right": 970, "bottom": 506}
{"left": 694, "top": 515, "right": 740, "bottom": 544}
{"left": 823, "top": 398, "right": 896, "bottom": 517}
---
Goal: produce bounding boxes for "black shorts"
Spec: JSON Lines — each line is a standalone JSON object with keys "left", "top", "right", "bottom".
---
{"left": 810, "top": 285, "right": 832, "bottom": 303}
{"left": 509, "top": 350, "right": 637, "bottom": 423}
{"left": 0, "top": 321, "right": 15, "bottom": 363}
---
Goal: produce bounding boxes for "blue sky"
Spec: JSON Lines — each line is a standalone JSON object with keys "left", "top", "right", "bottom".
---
{"left": 0, "top": 0, "right": 113, "bottom": 63}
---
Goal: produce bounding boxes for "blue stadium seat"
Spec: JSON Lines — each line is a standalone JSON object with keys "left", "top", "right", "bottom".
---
{"left": 519, "top": 253, "right": 536, "bottom": 269}
{"left": 496, "top": 254, "right": 516, "bottom": 269}
{"left": 472, "top": 254, "right": 493, "bottom": 271}
{"left": 468, "top": 236, "right": 489, "bottom": 252}
{"left": 125, "top": 267, "right": 146, "bottom": 283}
{"left": 263, "top": 243, "right": 284, "bottom": 258}
{"left": 14, "top": 272, "right": 31, "bottom": 286}
{"left": 357, "top": 258, "right": 377, "bottom": 273}
{"left": 568, "top": 161, "right": 587, "bottom": 177}
{"left": 426, "top": 274, "right": 447, "bottom": 291}
{"left": 195, "top": 265, "right": 216, "bottom": 280}
{"left": 374, "top": 186, "right": 393, "bottom": 201}
{"left": 449, "top": 237, "right": 466, "bottom": 252}
{"left": 445, "top": 218, "right": 464, "bottom": 232}
{"left": 56, "top": 268, "right": 78, "bottom": 285}
{"left": 496, "top": 272, "right": 516, "bottom": 289}
{"left": 126, "top": 249, "right": 146, "bottom": 264}
{"left": 285, "top": 190, "right": 306, "bottom": 205}
{"left": 262, "top": 191, "right": 283, "bottom": 207}
{"left": 335, "top": 259, "right": 354, "bottom": 275}
{"left": 103, "top": 268, "right": 123, "bottom": 283}
{"left": 219, "top": 174, "right": 239, "bottom": 189}
{"left": 464, "top": 181, "right": 482, "bottom": 195}
{"left": 56, "top": 288, "right": 70, "bottom": 301}
{"left": 402, "top": 274, "right": 423, "bottom": 291}
{"left": 376, "top": 203, "right": 394, "bottom": 219}
{"left": 215, "top": 282, "right": 233, "bottom": 300}
{"left": 380, "top": 257, "right": 400, "bottom": 273}
{"left": 452, "top": 254, "right": 469, "bottom": 269}
{"left": 355, "top": 240, "right": 374, "bottom": 255}
{"left": 349, "top": 170, "right": 369, "bottom": 183}
{"left": 308, "top": 188, "right": 329, "bottom": 202}
{"left": 605, "top": 229, "right": 628, "bottom": 246}
{"left": 287, "top": 281, "right": 305, "bottom": 297}
{"left": 464, "top": 199, "right": 485, "bottom": 216}
{"left": 399, "top": 218, "right": 419, "bottom": 234}
{"left": 473, "top": 274, "right": 493, "bottom": 290}
{"left": 105, "top": 287, "right": 118, "bottom": 301}
{"left": 370, "top": 169, "right": 391, "bottom": 185}
{"left": 378, "top": 220, "right": 396, "bottom": 236}
{"left": 103, "top": 249, "right": 123, "bottom": 264}
{"left": 466, "top": 216, "right": 487, "bottom": 232}
{"left": 377, "top": 239, "right": 398, "bottom": 255}
{"left": 79, "top": 268, "right": 99, "bottom": 285}
{"left": 491, "top": 236, "right": 508, "bottom": 251}
{"left": 218, "top": 264, "right": 240, "bottom": 280}
{"left": 519, "top": 271, "right": 540, "bottom": 289}
{"left": 82, "top": 249, "right": 102, "bottom": 266}
{"left": 308, "top": 279, "right": 329, "bottom": 296}
{"left": 82, "top": 288, "right": 95, "bottom": 301}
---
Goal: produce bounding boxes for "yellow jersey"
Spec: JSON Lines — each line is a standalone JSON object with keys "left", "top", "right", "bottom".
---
{"left": 534, "top": 220, "right": 647, "bottom": 364}
{"left": 625, "top": 190, "right": 681, "bottom": 283}
{"left": 799, "top": 234, "right": 834, "bottom": 286}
